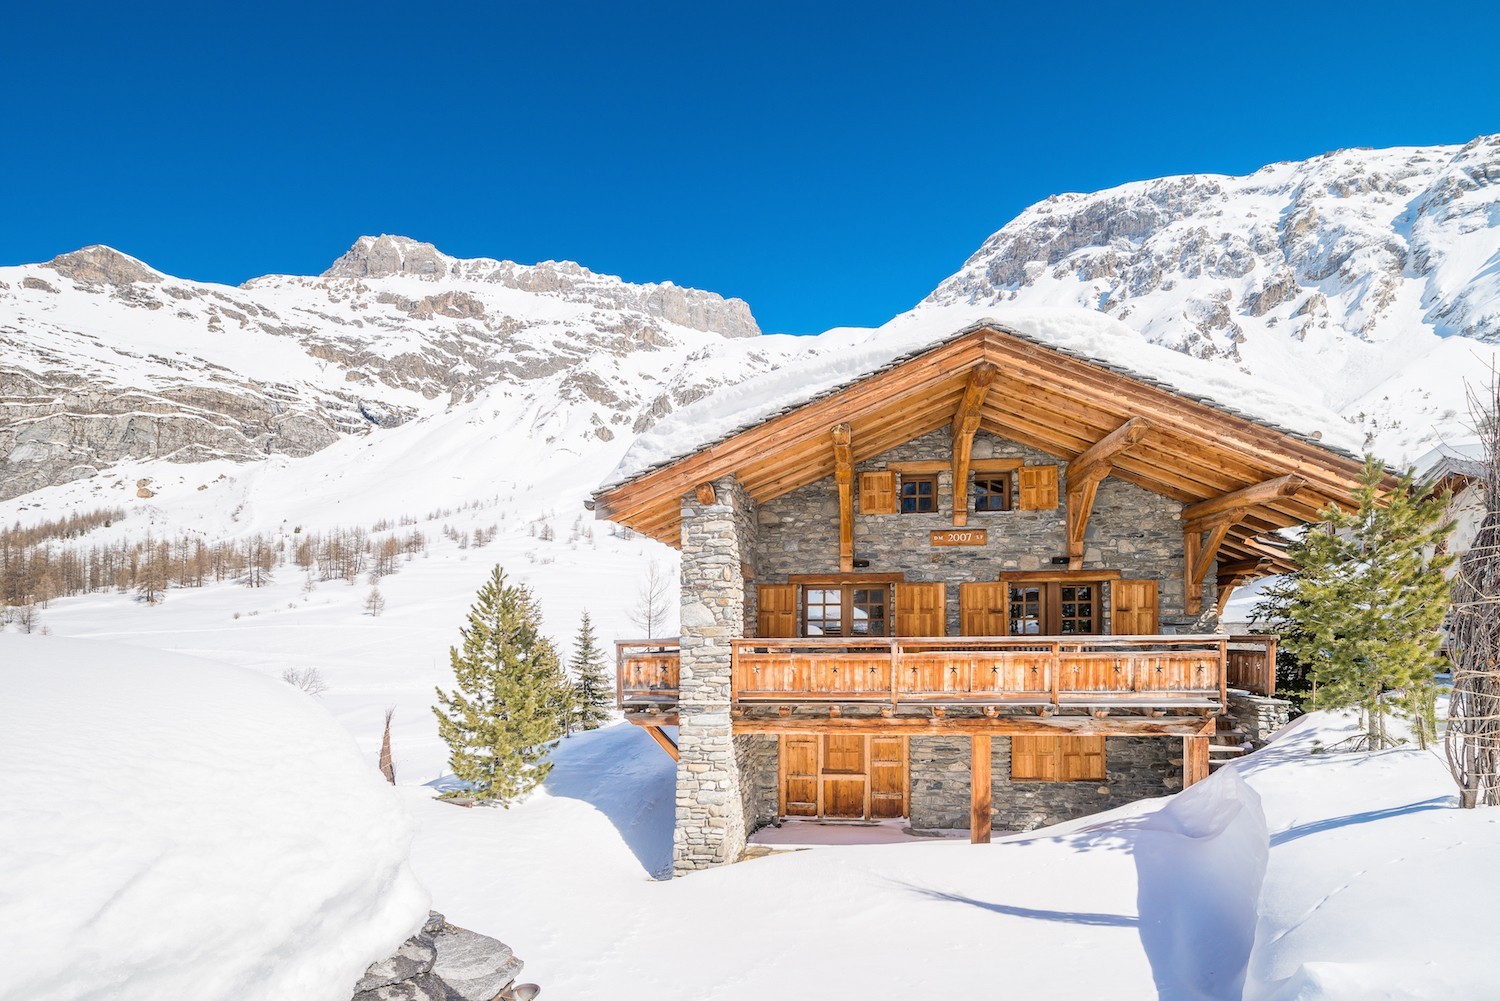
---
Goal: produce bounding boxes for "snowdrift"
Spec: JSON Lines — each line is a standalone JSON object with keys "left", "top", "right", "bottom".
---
{"left": 0, "top": 637, "right": 429, "bottom": 1001}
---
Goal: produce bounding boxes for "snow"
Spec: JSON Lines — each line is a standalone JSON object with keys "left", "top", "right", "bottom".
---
{"left": 605, "top": 306, "right": 1366, "bottom": 489}
{"left": 0, "top": 637, "right": 428, "bottom": 1001}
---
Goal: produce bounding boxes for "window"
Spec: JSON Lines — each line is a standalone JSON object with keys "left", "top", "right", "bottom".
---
{"left": 1011, "top": 736, "right": 1106, "bottom": 782}
{"left": 804, "top": 585, "right": 889, "bottom": 637}
{"left": 1006, "top": 580, "right": 1104, "bottom": 635}
{"left": 973, "top": 474, "right": 1011, "bottom": 512}
{"left": 900, "top": 475, "right": 937, "bottom": 513}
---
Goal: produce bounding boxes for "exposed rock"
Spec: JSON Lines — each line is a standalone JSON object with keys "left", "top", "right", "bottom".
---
{"left": 353, "top": 911, "right": 534, "bottom": 1001}
{"left": 45, "top": 245, "right": 163, "bottom": 285}
{"left": 355, "top": 934, "right": 438, "bottom": 992}
{"left": 327, "top": 235, "right": 453, "bottom": 279}
{"left": 430, "top": 927, "right": 523, "bottom": 1000}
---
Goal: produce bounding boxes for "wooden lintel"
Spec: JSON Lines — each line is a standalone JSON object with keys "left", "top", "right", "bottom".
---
{"left": 1063, "top": 418, "right": 1152, "bottom": 570}
{"left": 693, "top": 482, "right": 717, "bottom": 505}
{"left": 731, "top": 715, "right": 1216, "bottom": 738}
{"left": 951, "top": 363, "right": 999, "bottom": 527}
{"left": 971, "top": 734, "right": 992, "bottom": 844}
{"left": 833, "top": 423, "right": 854, "bottom": 572}
{"left": 788, "top": 571, "right": 905, "bottom": 586}
{"left": 1183, "top": 474, "right": 1307, "bottom": 526}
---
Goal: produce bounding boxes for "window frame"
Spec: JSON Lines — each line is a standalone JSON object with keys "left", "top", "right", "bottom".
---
{"left": 972, "top": 473, "right": 1013, "bottom": 513}
{"left": 898, "top": 474, "right": 938, "bottom": 514}
{"left": 801, "top": 583, "right": 891, "bottom": 638}
{"left": 1006, "top": 580, "right": 1104, "bottom": 635}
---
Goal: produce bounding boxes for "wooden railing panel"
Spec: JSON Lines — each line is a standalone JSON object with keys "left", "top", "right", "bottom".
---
{"left": 736, "top": 651, "right": 892, "bottom": 700}
{"left": 1225, "top": 635, "right": 1277, "bottom": 695}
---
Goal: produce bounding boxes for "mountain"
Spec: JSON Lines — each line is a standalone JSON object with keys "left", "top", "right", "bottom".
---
{"left": 923, "top": 135, "right": 1500, "bottom": 460}
{"left": 0, "top": 235, "right": 799, "bottom": 502}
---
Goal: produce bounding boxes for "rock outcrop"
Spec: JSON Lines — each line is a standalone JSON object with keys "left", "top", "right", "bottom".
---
{"left": 354, "top": 911, "right": 537, "bottom": 1001}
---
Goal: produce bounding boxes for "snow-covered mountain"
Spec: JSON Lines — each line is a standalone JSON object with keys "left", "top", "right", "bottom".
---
{"left": 925, "top": 135, "right": 1500, "bottom": 459}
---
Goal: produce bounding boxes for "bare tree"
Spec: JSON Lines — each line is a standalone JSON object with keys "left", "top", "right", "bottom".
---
{"left": 378, "top": 707, "right": 397, "bottom": 784}
{"left": 281, "top": 666, "right": 330, "bottom": 696}
{"left": 1448, "top": 380, "right": 1500, "bottom": 807}
{"left": 628, "top": 560, "right": 673, "bottom": 638}
{"left": 15, "top": 601, "right": 40, "bottom": 634}
{"left": 365, "top": 585, "right": 386, "bottom": 617}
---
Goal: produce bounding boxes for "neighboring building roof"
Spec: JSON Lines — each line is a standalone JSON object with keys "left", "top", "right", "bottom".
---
{"left": 592, "top": 312, "right": 1380, "bottom": 566}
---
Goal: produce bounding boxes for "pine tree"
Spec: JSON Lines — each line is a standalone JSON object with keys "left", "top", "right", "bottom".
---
{"left": 433, "top": 566, "right": 568, "bottom": 803}
{"left": 571, "top": 610, "right": 613, "bottom": 731}
{"left": 1257, "top": 456, "right": 1454, "bottom": 749}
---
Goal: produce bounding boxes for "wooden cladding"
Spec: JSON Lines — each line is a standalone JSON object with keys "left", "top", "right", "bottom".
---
{"left": 1111, "top": 579, "right": 1160, "bottom": 635}
{"left": 858, "top": 471, "right": 897, "bottom": 514}
{"left": 1017, "top": 464, "right": 1060, "bottom": 510}
{"left": 1011, "top": 735, "right": 1106, "bottom": 782}
{"left": 894, "top": 582, "right": 946, "bottom": 637}
{"left": 780, "top": 733, "right": 908, "bottom": 820}
{"left": 757, "top": 584, "right": 798, "bottom": 638}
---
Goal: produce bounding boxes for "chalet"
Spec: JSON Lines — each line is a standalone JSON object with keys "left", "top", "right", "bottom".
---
{"left": 591, "top": 316, "right": 1376, "bottom": 875}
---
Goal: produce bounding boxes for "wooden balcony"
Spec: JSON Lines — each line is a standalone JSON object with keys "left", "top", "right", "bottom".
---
{"left": 618, "top": 634, "right": 1278, "bottom": 712}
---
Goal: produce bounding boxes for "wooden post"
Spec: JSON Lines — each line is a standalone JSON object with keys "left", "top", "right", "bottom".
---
{"left": 1183, "top": 735, "right": 1209, "bottom": 788}
{"left": 971, "top": 734, "right": 992, "bottom": 843}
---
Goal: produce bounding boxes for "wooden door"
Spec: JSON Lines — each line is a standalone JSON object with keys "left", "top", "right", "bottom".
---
{"left": 781, "top": 735, "right": 819, "bottom": 817}
{"left": 960, "top": 582, "right": 1009, "bottom": 636}
{"left": 869, "top": 736, "right": 908, "bottom": 819}
{"left": 779, "top": 734, "right": 909, "bottom": 819}
{"left": 820, "top": 735, "right": 868, "bottom": 819}
{"left": 1112, "top": 579, "right": 1160, "bottom": 635}
{"left": 895, "top": 582, "right": 947, "bottom": 636}
{"left": 757, "top": 584, "right": 798, "bottom": 638}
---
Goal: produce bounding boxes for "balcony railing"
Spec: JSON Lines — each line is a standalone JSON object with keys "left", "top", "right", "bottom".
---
{"left": 618, "top": 634, "right": 1278, "bottom": 710}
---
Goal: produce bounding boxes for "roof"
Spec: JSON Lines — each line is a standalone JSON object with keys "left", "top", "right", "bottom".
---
{"left": 593, "top": 313, "right": 1381, "bottom": 566}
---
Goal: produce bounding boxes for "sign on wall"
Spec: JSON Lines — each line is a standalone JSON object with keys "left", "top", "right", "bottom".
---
{"left": 930, "top": 530, "right": 987, "bottom": 547}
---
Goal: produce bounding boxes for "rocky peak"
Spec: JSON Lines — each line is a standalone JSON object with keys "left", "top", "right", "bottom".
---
{"left": 323, "top": 235, "right": 455, "bottom": 279}
{"left": 44, "top": 245, "right": 163, "bottom": 285}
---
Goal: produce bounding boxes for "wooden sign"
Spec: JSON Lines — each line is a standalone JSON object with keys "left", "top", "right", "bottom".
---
{"left": 931, "top": 529, "right": 987, "bottom": 547}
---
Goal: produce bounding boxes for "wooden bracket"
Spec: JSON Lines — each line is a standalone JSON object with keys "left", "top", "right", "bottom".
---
{"left": 642, "top": 725, "right": 679, "bottom": 761}
{"left": 951, "top": 363, "right": 998, "bottom": 527}
{"left": 832, "top": 423, "right": 854, "bottom": 572}
{"left": 1063, "top": 418, "right": 1152, "bottom": 569}
{"left": 1183, "top": 475, "right": 1305, "bottom": 614}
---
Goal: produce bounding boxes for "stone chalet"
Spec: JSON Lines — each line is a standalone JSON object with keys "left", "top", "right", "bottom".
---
{"left": 590, "top": 319, "right": 1379, "bottom": 875}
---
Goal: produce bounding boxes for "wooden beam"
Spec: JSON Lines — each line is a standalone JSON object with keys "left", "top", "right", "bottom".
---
{"left": 1183, "top": 475, "right": 1307, "bottom": 528}
{"left": 642, "top": 724, "right": 680, "bottom": 761}
{"left": 971, "top": 734, "right": 992, "bottom": 844}
{"left": 1064, "top": 419, "right": 1153, "bottom": 570}
{"left": 833, "top": 423, "right": 854, "bottom": 572}
{"left": 693, "top": 482, "right": 717, "bottom": 505}
{"left": 951, "top": 363, "right": 999, "bottom": 527}
{"left": 1067, "top": 417, "right": 1153, "bottom": 484}
{"left": 1183, "top": 735, "right": 1209, "bottom": 788}
{"left": 731, "top": 714, "right": 1217, "bottom": 738}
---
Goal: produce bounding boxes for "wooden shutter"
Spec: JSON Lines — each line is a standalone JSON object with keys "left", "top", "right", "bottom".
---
{"left": 1112, "top": 579, "right": 1160, "bottom": 635}
{"left": 1017, "top": 465, "right": 1060, "bottom": 510}
{"left": 858, "top": 471, "right": 897, "bottom": 515}
{"left": 780, "top": 735, "right": 819, "bottom": 817}
{"left": 894, "top": 582, "right": 946, "bottom": 636}
{"left": 869, "top": 736, "right": 907, "bottom": 819}
{"left": 757, "top": 584, "right": 798, "bottom": 637}
{"left": 820, "top": 735, "right": 868, "bottom": 819}
{"left": 1012, "top": 736, "right": 1105, "bottom": 781}
{"left": 959, "top": 582, "right": 1009, "bottom": 636}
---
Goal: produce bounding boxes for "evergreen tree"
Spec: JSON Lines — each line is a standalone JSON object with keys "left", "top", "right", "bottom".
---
{"left": 1257, "top": 456, "right": 1454, "bottom": 749}
{"left": 433, "top": 565, "right": 568, "bottom": 803}
{"left": 571, "top": 610, "right": 613, "bottom": 731}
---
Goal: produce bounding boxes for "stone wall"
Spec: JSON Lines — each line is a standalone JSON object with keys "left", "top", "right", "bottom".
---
{"left": 909, "top": 735, "right": 1180, "bottom": 832}
{"left": 1225, "top": 692, "right": 1294, "bottom": 746}
{"left": 735, "top": 734, "right": 780, "bottom": 834}
{"left": 674, "top": 475, "right": 757, "bottom": 873}
{"left": 753, "top": 428, "right": 1215, "bottom": 633}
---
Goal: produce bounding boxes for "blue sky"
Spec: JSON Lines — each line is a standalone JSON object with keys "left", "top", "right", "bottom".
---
{"left": 3, "top": 1, "right": 1496, "bottom": 334}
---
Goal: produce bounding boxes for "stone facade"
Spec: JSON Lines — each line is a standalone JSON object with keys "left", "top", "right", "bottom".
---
{"left": 1225, "top": 692, "right": 1294, "bottom": 746}
{"left": 753, "top": 428, "right": 1216, "bottom": 632}
{"left": 735, "top": 733, "right": 780, "bottom": 833}
{"left": 675, "top": 475, "right": 758, "bottom": 873}
{"left": 909, "top": 735, "right": 1180, "bottom": 832}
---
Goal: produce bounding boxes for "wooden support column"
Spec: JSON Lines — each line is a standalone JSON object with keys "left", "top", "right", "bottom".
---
{"left": 643, "top": 724, "right": 680, "bottom": 761}
{"left": 951, "top": 363, "right": 998, "bottom": 527}
{"left": 1063, "top": 418, "right": 1151, "bottom": 569}
{"left": 1182, "top": 475, "right": 1305, "bottom": 615}
{"left": 970, "top": 733, "right": 992, "bottom": 844}
{"left": 831, "top": 423, "right": 854, "bottom": 572}
{"left": 1183, "top": 735, "right": 1209, "bottom": 788}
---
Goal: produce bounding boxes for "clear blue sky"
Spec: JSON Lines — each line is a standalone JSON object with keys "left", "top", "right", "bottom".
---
{"left": 3, "top": 1, "right": 1496, "bottom": 334}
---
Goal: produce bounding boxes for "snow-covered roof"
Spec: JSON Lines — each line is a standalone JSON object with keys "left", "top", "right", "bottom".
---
{"left": 602, "top": 306, "right": 1365, "bottom": 492}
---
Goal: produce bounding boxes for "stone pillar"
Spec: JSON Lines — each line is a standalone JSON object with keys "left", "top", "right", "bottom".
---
{"left": 674, "top": 475, "right": 755, "bottom": 874}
